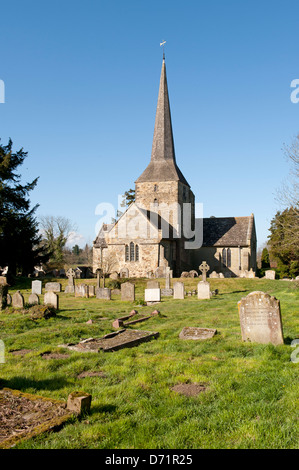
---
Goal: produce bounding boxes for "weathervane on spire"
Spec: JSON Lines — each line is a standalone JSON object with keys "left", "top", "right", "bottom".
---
{"left": 160, "top": 40, "right": 166, "bottom": 60}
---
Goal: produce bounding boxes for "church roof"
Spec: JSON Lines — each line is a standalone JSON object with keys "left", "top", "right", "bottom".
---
{"left": 136, "top": 58, "right": 189, "bottom": 186}
{"left": 201, "top": 215, "right": 255, "bottom": 247}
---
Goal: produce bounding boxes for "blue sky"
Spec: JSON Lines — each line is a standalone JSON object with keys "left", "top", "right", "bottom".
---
{"left": 1, "top": 0, "right": 298, "bottom": 249}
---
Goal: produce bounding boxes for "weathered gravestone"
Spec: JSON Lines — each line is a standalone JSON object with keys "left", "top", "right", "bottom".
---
{"left": 44, "top": 291, "right": 59, "bottom": 309}
{"left": 144, "top": 288, "right": 161, "bottom": 304}
{"left": 238, "top": 291, "right": 284, "bottom": 345}
{"left": 12, "top": 291, "right": 24, "bottom": 309}
{"left": 121, "top": 282, "right": 135, "bottom": 301}
{"left": 179, "top": 327, "right": 217, "bottom": 340}
{"left": 65, "top": 268, "right": 76, "bottom": 293}
{"left": 173, "top": 282, "right": 185, "bottom": 300}
{"left": 120, "top": 267, "right": 129, "bottom": 278}
{"left": 75, "top": 284, "right": 89, "bottom": 298}
{"left": 6, "top": 293, "right": 12, "bottom": 306}
{"left": 147, "top": 280, "right": 160, "bottom": 289}
{"left": 96, "top": 287, "right": 111, "bottom": 300}
{"left": 265, "top": 270, "right": 276, "bottom": 280}
{"left": 28, "top": 293, "right": 39, "bottom": 306}
{"left": 45, "top": 282, "right": 61, "bottom": 293}
{"left": 161, "top": 267, "right": 173, "bottom": 296}
{"left": 89, "top": 286, "right": 95, "bottom": 297}
{"left": 197, "top": 281, "right": 212, "bottom": 300}
{"left": 199, "top": 261, "right": 210, "bottom": 282}
{"left": 32, "top": 280, "right": 42, "bottom": 295}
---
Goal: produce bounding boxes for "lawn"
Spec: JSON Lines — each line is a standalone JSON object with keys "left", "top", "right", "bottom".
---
{"left": 0, "top": 277, "right": 298, "bottom": 449}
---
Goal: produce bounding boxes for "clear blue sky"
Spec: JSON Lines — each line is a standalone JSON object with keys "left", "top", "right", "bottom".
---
{"left": 1, "top": 0, "right": 299, "bottom": 249}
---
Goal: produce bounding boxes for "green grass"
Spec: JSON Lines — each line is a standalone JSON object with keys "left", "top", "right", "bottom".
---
{"left": 0, "top": 277, "right": 298, "bottom": 449}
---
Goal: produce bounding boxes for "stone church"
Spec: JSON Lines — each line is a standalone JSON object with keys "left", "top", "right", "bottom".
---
{"left": 93, "top": 57, "right": 257, "bottom": 278}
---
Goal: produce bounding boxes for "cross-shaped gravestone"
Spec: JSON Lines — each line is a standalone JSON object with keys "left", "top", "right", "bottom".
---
{"left": 65, "top": 268, "right": 76, "bottom": 293}
{"left": 199, "top": 261, "right": 210, "bottom": 282}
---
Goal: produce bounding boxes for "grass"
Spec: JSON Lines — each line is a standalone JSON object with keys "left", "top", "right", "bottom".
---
{"left": 0, "top": 276, "right": 298, "bottom": 449}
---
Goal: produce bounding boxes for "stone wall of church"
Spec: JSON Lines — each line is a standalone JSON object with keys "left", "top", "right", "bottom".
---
{"left": 190, "top": 246, "right": 254, "bottom": 277}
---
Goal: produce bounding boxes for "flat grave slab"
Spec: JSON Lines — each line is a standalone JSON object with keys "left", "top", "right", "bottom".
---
{"left": 179, "top": 327, "right": 217, "bottom": 340}
{"left": 60, "top": 329, "right": 159, "bottom": 353}
{"left": 0, "top": 388, "right": 73, "bottom": 449}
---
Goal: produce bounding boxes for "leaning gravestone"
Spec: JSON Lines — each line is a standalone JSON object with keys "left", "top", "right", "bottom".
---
{"left": 144, "top": 288, "right": 161, "bottom": 304}
{"left": 32, "top": 280, "right": 42, "bottom": 295}
{"left": 173, "top": 282, "right": 185, "bottom": 300}
{"left": 44, "top": 291, "right": 59, "bottom": 309}
{"left": 96, "top": 287, "right": 111, "bottom": 300}
{"left": 265, "top": 270, "right": 276, "bottom": 280}
{"left": 28, "top": 293, "right": 39, "bottom": 305}
{"left": 45, "top": 282, "right": 61, "bottom": 292}
{"left": 12, "top": 291, "right": 24, "bottom": 309}
{"left": 121, "top": 282, "right": 135, "bottom": 301}
{"left": 238, "top": 291, "right": 284, "bottom": 345}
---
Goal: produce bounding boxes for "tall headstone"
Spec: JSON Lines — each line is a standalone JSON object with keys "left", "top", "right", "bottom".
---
{"left": 12, "top": 291, "right": 24, "bottom": 309}
{"left": 32, "top": 280, "right": 42, "bottom": 295}
{"left": 89, "top": 286, "right": 95, "bottom": 297}
{"left": 44, "top": 291, "right": 59, "bottom": 309}
{"left": 161, "top": 267, "right": 174, "bottom": 296}
{"left": 238, "top": 291, "right": 284, "bottom": 345}
{"left": 65, "top": 268, "right": 76, "bottom": 293}
{"left": 173, "top": 282, "right": 185, "bottom": 300}
{"left": 121, "top": 282, "right": 135, "bottom": 301}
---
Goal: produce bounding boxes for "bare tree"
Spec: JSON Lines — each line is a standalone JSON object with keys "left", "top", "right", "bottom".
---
{"left": 39, "top": 216, "right": 77, "bottom": 268}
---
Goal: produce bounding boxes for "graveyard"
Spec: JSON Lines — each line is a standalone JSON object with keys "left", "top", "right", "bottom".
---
{"left": 0, "top": 275, "right": 298, "bottom": 449}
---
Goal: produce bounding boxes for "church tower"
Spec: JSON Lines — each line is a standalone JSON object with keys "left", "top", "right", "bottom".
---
{"left": 135, "top": 56, "right": 195, "bottom": 273}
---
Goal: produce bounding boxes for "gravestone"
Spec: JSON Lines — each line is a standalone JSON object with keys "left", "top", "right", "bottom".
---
{"left": 161, "top": 267, "right": 173, "bottom": 296}
{"left": 189, "top": 270, "right": 198, "bottom": 278}
{"left": 12, "top": 291, "right": 24, "bottom": 309}
{"left": 32, "top": 280, "right": 42, "bottom": 295}
{"left": 75, "top": 284, "right": 89, "bottom": 298}
{"left": 155, "top": 266, "right": 165, "bottom": 278}
{"left": 65, "top": 268, "right": 76, "bottom": 293}
{"left": 96, "top": 287, "right": 111, "bottom": 300}
{"left": 45, "top": 282, "right": 61, "bottom": 292}
{"left": 173, "top": 282, "right": 184, "bottom": 300}
{"left": 179, "top": 327, "right": 217, "bottom": 340}
{"left": 197, "top": 281, "right": 212, "bottom": 300}
{"left": 265, "top": 270, "right": 276, "bottom": 280}
{"left": 120, "top": 267, "right": 129, "bottom": 278}
{"left": 238, "top": 291, "right": 284, "bottom": 345}
{"left": 209, "top": 271, "right": 219, "bottom": 279}
{"left": 6, "top": 293, "right": 12, "bottom": 306}
{"left": 89, "top": 286, "right": 95, "bottom": 297}
{"left": 28, "top": 293, "right": 39, "bottom": 305}
{"left": 121, "top": 282, "right": 135, "bottom": 301}
{"left": 199, "top": 261, "right": 210, "bottom": 282}
{"left": 0, "top": 284, "right": 8, "bottom": 310}
{"left": 144, "top": 288, "right": 161, "bottom": 304}
{"left": 44, "top": 291, "right": 59, "bottom": 309}
{"left": 147, "top": 280, "right": 160, "bottom": 289}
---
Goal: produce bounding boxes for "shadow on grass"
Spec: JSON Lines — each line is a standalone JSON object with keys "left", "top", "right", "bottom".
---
{"left": 89, "top": 404, "right": 118, "bottom": 415}
{"left": 0, "top": 375, "right": 71, "bottom": 392}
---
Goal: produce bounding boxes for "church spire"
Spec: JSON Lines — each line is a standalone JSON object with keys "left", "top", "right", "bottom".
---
{"left": 136, "top": 57, "right": 189, "bottom": 186}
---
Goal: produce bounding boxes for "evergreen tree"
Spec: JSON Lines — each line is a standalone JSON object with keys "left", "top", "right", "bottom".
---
{"left": 0, "top": 139, "right": 48, "bottom": 277}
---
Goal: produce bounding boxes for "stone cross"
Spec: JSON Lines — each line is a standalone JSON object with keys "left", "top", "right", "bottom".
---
{"left": 199, "top": 261, "right": 210, "bottom": 282}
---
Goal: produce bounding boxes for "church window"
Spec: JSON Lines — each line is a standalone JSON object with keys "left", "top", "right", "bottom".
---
{"left": 222, "top": 248, "right": 227, "bottom": 266}
{"left": 153, "top": 198, "right": 158, "bottom": 206}
{"left": 125, "top": 245, "right": 129, "bottom": 262}
{"left": 154, "top": 184, "right": 158, "bottom": 192}
{"left": 130, "top": 242, "right": 135, "bottom": 261}
{"left": 227, "top": 248, "right": 231, "bottom": 268}
{"left": 135, "top": 244, "right": 139, "bottom": 261}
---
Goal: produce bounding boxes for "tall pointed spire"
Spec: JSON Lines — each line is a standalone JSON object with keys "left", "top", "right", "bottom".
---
{"left": 136, "top": 58, "right": 189, "bottom": 185}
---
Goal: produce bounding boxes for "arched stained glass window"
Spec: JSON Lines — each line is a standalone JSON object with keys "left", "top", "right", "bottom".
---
{"left": 135, "top": 244, "right": 139, "bottom": 261}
